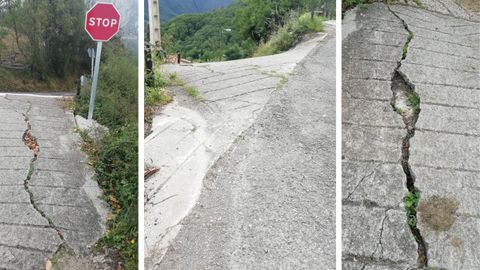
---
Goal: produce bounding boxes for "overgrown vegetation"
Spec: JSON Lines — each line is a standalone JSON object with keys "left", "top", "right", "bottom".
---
{"left": 145, "top": 71, "right": 173, "bottom": 106}
{"left": 76, "top": 43, "right": 138, "bottom": 269}
{"left": 342, "top": 0, "right": 400, "bottom": 13}
{"left": 0, "top": 0, "right": 90, "bottom": 90}
{"left": 342, "top": 0, "right": 372, "bottom": 12}
{"left": 255, "top": 13, "right": 324, "bottom": 56}
{"left": 161, "top": 0, "right": 334, "bottom": 62}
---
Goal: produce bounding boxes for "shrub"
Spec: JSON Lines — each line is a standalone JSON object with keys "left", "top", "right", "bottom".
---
{"left": 76, "top": 48, "right": 138, "bottom": 129}
{"left": 146, "top": 86, "right": 172, "bottom": 106}
{"left": 254, "top": 13, "right": 325, "bottom": 57}
{"left": 95, "top": 125, "right": 138, "bottom": 269}
{"left": 75, "top": 44, "right": 138, "bottom": 269}
{"left": 295, "top": 13, "right": 325, "bottom": 34}
{"left": 225, "top": 45, "right": 246, "bottom": 60}
{"left": 145, "top": 70, "right": 173, "bottom": 106}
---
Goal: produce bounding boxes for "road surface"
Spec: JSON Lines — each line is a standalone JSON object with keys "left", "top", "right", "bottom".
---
{"left": 0, "top": 94, "right": 107, "bottom": 269}
{"left": 342, "top": 1, "right": 480, "bottom": 269}
{"left": 145, "top": 23, "right": 336, "bottom": 269}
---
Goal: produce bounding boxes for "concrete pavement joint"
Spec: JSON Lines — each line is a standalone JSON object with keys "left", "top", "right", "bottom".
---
{"left": 388, "top": 5, "right": 428, "bottom": 267}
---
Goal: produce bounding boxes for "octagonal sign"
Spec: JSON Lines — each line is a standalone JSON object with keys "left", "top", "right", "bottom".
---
{"left": 85, "top": 3, "right": 121, "bottom": 42}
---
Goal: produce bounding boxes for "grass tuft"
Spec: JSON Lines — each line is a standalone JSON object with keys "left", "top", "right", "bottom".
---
{"left": 407, "top": 92, "right": 420, "bottom": 114}
{"left": 184, "top": 85, "right": 203, "bottom": 101}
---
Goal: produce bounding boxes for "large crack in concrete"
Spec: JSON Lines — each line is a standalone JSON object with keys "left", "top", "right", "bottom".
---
{"left": 21, "top": 101, "right": 66, "bottom": 250}
{"left": 388, "top": 5, "right": 428, "bottom": 268}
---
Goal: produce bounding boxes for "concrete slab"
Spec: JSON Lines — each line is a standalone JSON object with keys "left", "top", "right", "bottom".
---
{"left": 343, "top": 2, "right": 480, "bottom": 268}
{"left": 0, "top": 94, "right": 109, "bottom": 269}
{"left": 146, "top": 23, "right": 336, "bottom": 268}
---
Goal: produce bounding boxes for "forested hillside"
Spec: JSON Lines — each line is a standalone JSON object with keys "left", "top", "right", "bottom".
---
{"left": 0, "top": 0, "right": 88, "bottom": 89}
{"left": 161, "top": 0, "right": 335, "bottom": 62}
{"left": 144, "top": 0, "right": 234, "bottom": 22}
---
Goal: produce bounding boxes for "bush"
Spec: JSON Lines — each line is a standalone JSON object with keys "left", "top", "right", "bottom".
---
{"left": 255, "top": 13, "right": 324, "bottom": 57}
{"left": 225, "top": 45, "right": 246, "bottom": 60}
{"left": 95, "top": 125, "right": 138, "bottom": 269}
{"left": 75, "top": 43, "right": 138, "bottom": 269}
{"left": 146, "top": 86, "right": 172, "bottom": 106}
{"left": 145, "top": 69, "right": 173, "bottom": 106}
{"left": 76, "top": 47, "right": 138, "bottom": 129}
{"left": 295, "top": 13, "right": 325, "bottom": 34}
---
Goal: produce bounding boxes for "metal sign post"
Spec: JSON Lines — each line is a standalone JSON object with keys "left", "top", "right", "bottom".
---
{"left": 84, "top": 2, "right": 120, "bottom": 121}
{"left": 87, "top": 42, "right": 102, "bottom": 121}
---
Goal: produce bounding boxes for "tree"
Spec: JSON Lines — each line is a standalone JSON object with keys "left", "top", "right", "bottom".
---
{"left": 44, "top": 0, "right": 86, "bottom": 77}
{"left": 0, "top": 0, "right": 87, "bottom": 79}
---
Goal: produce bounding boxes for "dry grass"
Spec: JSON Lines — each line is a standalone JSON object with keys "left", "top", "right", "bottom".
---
{"left": 57, "top": 97, "right": 75, "bottom": 112}
{"left": 0, "top": 66, "right": 77, "bottom": 92}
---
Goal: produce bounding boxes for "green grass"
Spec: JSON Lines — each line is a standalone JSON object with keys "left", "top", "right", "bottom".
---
{"left": 146, "top": 87, "right": 173, "bottom": 106}
{"left": 255, "top": 13, "right": 325, "bottom": 57}
{"left": 75, "top": 46, "right": 138, "bottom": 269}
{"left": 184, "top": 85, "right": 203, "bottom": 101}
{"left": 402, "top": 31, "right": 413, "bottom": 59}
{"left": 145, "top": 71, "right": 173, "bottom": 106}
{"left": 169, "top": 72, "right": 178, "bottom": 81}
{"left": 414, "top": 0, "right": 425, "bottom": 8}
{"left": 404, "top": 189, "right": 421, "bottom": 227}
{"left": 408, "top": 92, "right": 420, "bottom": 114}
{"left": 343, "top": 0, "right": 373, "bottom": 11}
{"left": 93, "top": 126, "right": 138, "bottom": 269}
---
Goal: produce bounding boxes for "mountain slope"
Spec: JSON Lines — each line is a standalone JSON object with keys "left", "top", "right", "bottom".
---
{"left": 144, "top": 0, "right": 235, "bottom": 21}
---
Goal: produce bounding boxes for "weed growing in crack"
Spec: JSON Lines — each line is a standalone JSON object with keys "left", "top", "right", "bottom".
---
{"left": 404, "top": 189, "right": 421, "bottom": 227}
{"left": 276, "top": 76, "right": 289, "bottom": 90}
{"left": 184, "top": 85, "right": 203, "bottom": 101}
{"left": 388, "top": 5, "right": 428, "bottom": 267}
{"left": 407, "top": 92, "right": 421, "bottom": 114}
{"left": 402, "top": 31, "right": 413, "bottom": 59}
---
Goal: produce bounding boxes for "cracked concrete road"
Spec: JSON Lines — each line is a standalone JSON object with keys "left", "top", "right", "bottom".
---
{"left": 343, "top": 1, "right": 479, "bottom": 269}
{"left": 145, "top": 23, "right": 335, "bottom": 269}
{"left": 0, "top": 94, "right": 108, "bottom": 269}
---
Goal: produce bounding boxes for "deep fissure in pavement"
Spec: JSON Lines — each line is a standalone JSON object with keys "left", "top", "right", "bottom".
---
{"left": 22, "top": 102, "right": 66, "bottom": 244}
{"left": 388, "top": 5, "right": 428, "bottom": 268}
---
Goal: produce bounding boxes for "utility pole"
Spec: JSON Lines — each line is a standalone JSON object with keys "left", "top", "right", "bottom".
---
{"left": 148, "top": 0, "right": 161, "bottom": 50}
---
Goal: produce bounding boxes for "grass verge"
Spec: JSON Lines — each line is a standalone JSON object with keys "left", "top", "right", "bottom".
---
{"left": 75, "top": 46, "right": 138, "bottom": 269}
{"left": 255, "top": 13, "right": 325, "bottom": 57}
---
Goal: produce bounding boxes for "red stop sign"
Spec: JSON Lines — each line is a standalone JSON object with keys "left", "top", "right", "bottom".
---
{"left": 85, "top": 3, "right": 121, "bottom": 42}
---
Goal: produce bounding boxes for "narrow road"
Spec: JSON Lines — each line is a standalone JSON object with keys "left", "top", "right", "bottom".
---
{"left": 0, "top": 94, "right": 107, "bottom": 269}
{"left": 146, "top": 24, "right": 335, "bottom": 269}
{"left": 343, "top": 2, "right": 479, "bottom": 269}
